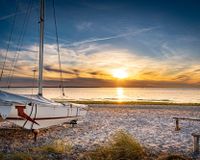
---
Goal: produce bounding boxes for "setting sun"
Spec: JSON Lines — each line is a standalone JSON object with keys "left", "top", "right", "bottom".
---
{"left": 112, "top": 69, "right": 128, "bottom": 79}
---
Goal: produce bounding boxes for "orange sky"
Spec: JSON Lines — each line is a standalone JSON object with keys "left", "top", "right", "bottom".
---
{"left": 1, "top": 43, "right": 200, "bottom": 88}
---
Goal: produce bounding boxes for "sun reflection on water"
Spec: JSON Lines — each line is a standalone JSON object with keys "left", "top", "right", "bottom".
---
{"left": 116, "top": 87, "right": 124, "bottom": 101}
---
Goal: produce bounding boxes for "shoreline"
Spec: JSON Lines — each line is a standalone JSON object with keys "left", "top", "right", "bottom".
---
{"left": 54, "top": 99, "right": 200, "bottom": 106}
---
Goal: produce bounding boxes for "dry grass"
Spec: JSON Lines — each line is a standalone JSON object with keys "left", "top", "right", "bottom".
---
{"left": 33, "top": 139, "right": 72, "bottom": 154}
{"left": 0, "top": 153, "right": 4, "bottom": 159}
{"left": 0, "top": 140, "right": 72, "bottom": 160}
{"left": 0, "top": 152, "right": 32, "bottom": 160}
{"left": 0, "top": 132, "right": 193, "bottom": 160}
{"left": 80, "top": 131, "right": 147, "bottom": 160}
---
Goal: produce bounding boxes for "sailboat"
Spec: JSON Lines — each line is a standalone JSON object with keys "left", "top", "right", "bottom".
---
{"left": 0, "top": 0, "right": 88, "bottom": 131}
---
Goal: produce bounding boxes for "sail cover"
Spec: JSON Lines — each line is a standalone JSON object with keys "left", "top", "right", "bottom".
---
{"left": 0, "top": 90, "right": 61, "bottom": 106}
{"left": 0, "top": 90, "right": 65, "bottom": 120}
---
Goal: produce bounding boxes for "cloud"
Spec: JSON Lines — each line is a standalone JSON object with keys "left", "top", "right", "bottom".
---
{"left": 173, "top": 75, "right": 191, "bottom": 82}
{"left": 1, "top": 41, "right": 200, "bottom": 87}
{"left": 64, "top": 27, "right": 158, "bottom": 47}
{"left": 0, "top": 13, "right": 18, "bottom": 21}
{"left": 0, "top": 7, "right": 38, "bottom": 21}
{"left": 45, "top": 33, "right": 69, "bottom": 44}
{"left": 44, "top": 65, "right": 75, "bottom": 75}
{"left": 89, "top": 71, "right": 101, "bottom": 75}
{"left": 138, "top": 71, "right": 160, "bottom": 80}
{"left": 76, "top": 22, "right": 93, "bottom": 31}
{"left": 193, "top": 69, "right": 200, "bottom": 73}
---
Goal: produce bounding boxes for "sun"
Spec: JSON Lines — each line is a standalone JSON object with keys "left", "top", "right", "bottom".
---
{"left": 112, "top": 69, "right": 128, "bottom": 79}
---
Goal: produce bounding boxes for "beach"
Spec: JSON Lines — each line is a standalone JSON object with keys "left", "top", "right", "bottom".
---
{"left": 0, "top": 0, "right": 199, "bottom": 158}
{"left": 1, "top": 104, "right": 200, "bottom": 159}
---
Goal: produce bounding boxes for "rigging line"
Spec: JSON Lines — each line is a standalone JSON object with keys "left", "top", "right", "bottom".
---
{"left": 31, "top": 104, "right": 37, "bottom": 129}
{"left": 32, "top": 43, "right": 38, "bottom": 94}
{"left": 32, "top": 68, "right": 37, "bottom": 95}
{"left": 7, "top": 0, "right": 33, "bottom": 88}
{"left": 33, "top": 15, "right": 40, "bottom": 90}
{"left": 31, "top": 43, "right": 39, "bottom": 95}
{"left": 0, "top": 0, "right": 19, "bottom": 81}
{"left": 22, "top": 104, "right": 34, "bottom": 128}
{"left": 52, "top": 0, "right": 65, "bottom": 96}
{"left": 23, "top": 68, "right": 36, "bottom": 128}
{"left": 6, "top": 0, "right": 32, "bottom": 84}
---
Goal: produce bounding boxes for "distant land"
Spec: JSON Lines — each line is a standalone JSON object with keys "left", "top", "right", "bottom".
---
{"left": 1, "top": 78, "right": 200, "bottom": 88}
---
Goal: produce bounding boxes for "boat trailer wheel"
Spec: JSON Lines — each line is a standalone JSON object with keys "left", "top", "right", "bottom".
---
{"left": 70, "top": 120, "right": 77, "bottom": 127}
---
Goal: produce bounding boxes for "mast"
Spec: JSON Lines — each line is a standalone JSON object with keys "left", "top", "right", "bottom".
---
{"left": 38, "top": 0, "right": 44, "bottom": 96}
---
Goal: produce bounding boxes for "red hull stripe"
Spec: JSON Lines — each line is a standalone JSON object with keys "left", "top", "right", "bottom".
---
{"left": 7, "top": 115, "right": 80, "bottom": 120}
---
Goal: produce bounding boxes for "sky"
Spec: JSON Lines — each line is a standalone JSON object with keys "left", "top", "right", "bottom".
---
{"left": 0, "top": 0, "right": 200, "bottom": 87}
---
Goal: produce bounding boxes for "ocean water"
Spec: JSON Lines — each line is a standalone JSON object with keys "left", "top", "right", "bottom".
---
{"left": 1, "top": 87, "right": 200, "bottom": 103}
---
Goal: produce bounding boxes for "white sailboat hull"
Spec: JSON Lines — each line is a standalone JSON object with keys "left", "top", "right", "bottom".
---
{"left": 0, "top": 91, "right": 88, "bottom": 129}
{"left": 8, "top": 103, "right": 87, "bottom": 129}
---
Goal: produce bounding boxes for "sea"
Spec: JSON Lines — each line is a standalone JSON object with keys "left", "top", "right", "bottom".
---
{"left": 1, "top": 87, "right": 200, "bottom": 103}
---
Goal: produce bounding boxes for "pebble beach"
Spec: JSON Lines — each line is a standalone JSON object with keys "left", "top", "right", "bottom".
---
{"left": 1, "top": 104, "right": 200, "bottom": 159}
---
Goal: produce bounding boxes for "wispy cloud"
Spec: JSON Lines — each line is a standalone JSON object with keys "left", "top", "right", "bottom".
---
{"left": 44, "top": 65, "right": 75, "bottom": 75}
{"left": 173, "top": 75, "right": 191, "bottom": 82}
{"left": 76, "top": 22, "right": 93, "bottom": 31}
{"left": 0, "top": 7, "right": 38, "bottom": 21}
{"left": 0, "top": 13, "right": 18, "bottom": 21}
{"left": 45, "top": 33, "right": 70, "bottom": 44}
{"left": 64, "top": 27, "right": 159, "bottom": 47}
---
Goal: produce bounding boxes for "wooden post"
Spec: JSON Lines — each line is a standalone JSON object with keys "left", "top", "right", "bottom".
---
{"left": 175, "top": 118, "right": 180, "bottom": 131}
{"left": 33, "top": 129, "right": 39, "bottom": 142}
{"left": 192, "top": 134, "right": 199, "bottom": 153}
